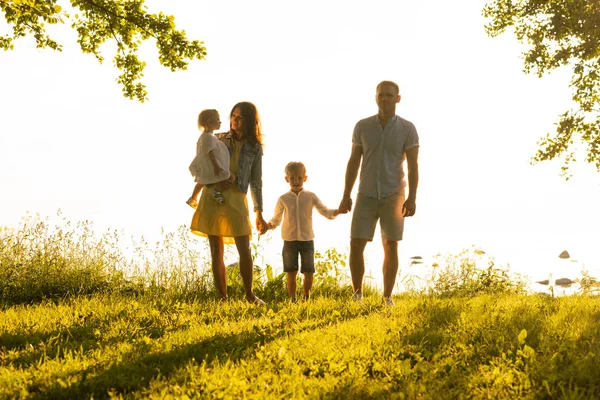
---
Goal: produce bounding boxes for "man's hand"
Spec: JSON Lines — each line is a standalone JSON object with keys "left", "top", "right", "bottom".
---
{"left": 267, "top": 222, "right": 275, "bottom": 230}
{"left": 338, "top": 195, "right": 353, "bottom": 213}
{"left": 402, "top": 197, "right": 416, "bottom": 217}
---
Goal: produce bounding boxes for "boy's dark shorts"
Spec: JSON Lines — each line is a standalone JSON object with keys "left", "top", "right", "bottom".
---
{"left": 282, "top": 240, "right": 315, "bottom": 274}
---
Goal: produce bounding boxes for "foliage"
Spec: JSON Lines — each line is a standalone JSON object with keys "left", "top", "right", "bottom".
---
{"left": 577, "top": 269, "right": 600, "bottom": 295}
{"left": 2, "top": 293, "right": 600, "bottom": 398}
{"left": 0, "top": 0, "right": 206, "bottom": 101}
{"left": 0, "top": 213, "right": 364, "bottom": 304}
{"left": 483, "top": 0, "right": 600, "bottom": 177}
{"left": 0, "top": 213, "right": 129, "bottom": 303}
{"left": 428, "top": 247, "right": 527, "bottom": 297}
{"left": 313, "top": 248, "right": 353, "bottom": 296}
{"left": 0, "top": 213, "right": 214, "bottom": 304}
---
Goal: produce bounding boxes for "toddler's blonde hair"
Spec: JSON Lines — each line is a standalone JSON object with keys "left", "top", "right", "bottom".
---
{"left": 285, "top": 161, "right": 306, "bottom": 175}
{"left": 197, "top": 109, "right": 219, "bottom": 130}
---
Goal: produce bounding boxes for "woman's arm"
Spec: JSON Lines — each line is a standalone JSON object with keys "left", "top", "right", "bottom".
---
{"left": 249, "top": 145, "right": 263, "bottom": 212}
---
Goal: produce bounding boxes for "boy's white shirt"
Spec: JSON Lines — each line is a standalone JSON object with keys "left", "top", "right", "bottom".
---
{"left": 269, "top": 189, "right": 337, "bottom": 241}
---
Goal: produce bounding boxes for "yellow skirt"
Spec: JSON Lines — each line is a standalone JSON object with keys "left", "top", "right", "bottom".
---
{"left": 190, "top": 187, "right": 252, "bottom": 244}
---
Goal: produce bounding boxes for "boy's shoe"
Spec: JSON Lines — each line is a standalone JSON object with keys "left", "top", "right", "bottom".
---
{"left": 209, "top": 189, "right": 225, "bottom": 205}
{"left": 186, "top": 197, "right": 198, "bottom": 209}
{"left": 352, "top": 292, "right": 363, "bottom": 302}
{"left": 383, "top": 296, "right": 395, "bottom": 306}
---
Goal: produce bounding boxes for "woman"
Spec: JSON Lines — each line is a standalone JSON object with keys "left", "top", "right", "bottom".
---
{"left": 191, "top": 101, "right": 268, "bottom": 303}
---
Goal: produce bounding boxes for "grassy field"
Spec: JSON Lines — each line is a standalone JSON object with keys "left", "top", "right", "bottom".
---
{"left": 2, "top": 215, "right": 600, "bottom": 399}
{"left": 2, "top": 293, "right": 600, "bottom": 399}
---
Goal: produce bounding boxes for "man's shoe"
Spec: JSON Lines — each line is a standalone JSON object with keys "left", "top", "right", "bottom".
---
{"left": 383, "top": 296, "right": 395, "bottom": 306}
{"left": 352, "top": 292, "right": 363, "bottom": 302}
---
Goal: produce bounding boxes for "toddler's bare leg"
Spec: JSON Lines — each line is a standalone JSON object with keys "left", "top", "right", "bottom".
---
{"left": 191, "top": 183, "right": 203, "bottom": 199}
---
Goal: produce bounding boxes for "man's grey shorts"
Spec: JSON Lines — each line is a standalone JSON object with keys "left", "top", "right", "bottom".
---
{"left": 351, "top": 192, "right": 405, "bottom": 241}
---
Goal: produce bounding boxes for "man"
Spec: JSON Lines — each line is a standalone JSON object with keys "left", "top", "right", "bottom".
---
{"left": 338, "top": 80, "right": 419, "bottom": 305}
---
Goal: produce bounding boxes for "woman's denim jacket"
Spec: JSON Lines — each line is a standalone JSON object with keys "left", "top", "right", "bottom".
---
{"left": 217, "top": 131, "right": 263, "bottom": 212}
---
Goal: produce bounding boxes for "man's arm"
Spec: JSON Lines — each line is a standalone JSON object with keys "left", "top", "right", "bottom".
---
{"left": 339, "top": 144, "right": 362, "bottom": 213}
{"left": 403, "top": 147, "right": 419, "bottom": 217}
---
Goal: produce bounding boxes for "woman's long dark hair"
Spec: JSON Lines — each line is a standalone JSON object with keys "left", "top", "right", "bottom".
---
{"left": 230, "top": 102, "right": 263, "bottom": 146}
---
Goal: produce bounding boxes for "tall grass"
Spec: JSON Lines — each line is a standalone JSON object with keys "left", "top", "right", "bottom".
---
{"left": 0, "top": 214, "right": 362, "bottom": 304}
{"left": 0, "top": 213, "right": 214, "bottom": 304}
{"left": 1, "top": 214, "right": 532, "bottom": 306}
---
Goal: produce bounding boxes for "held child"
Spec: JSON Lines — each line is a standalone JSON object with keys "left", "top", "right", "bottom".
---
{"left": 267, "top": 161, "right": 344, "bottom": 302}
{"left": 187, "top": 109, "right": 231, "bottom": 209}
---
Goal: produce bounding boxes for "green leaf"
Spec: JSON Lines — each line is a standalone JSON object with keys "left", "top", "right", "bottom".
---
{"left": 517, "top": 329, "right": 527, "bottom": 345}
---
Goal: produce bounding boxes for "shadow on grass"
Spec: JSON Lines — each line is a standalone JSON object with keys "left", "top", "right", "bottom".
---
{"left": 27, "top": 323, "right": 288, "bottom": 399}
{"left": 0, "top": 309, "right": 179, "bottom": 370}
{"left": 400, "top": 299, "right": 462, "bottom": 358}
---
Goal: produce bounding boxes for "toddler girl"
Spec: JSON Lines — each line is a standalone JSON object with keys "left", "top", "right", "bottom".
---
{"left": 187, "top": 109, "right": 231, "bottom": 208}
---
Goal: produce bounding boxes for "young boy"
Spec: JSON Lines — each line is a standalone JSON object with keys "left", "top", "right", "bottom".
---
{"left": 267, "top": 161, "right": 344, "bottom": 302}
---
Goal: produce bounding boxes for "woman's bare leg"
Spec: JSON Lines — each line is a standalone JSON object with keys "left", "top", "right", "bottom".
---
{"left": 234, "top": 235, "right": 256, "bottom": 302}
{"left": 208, "top": 235, "right": 227, "bottom": 301}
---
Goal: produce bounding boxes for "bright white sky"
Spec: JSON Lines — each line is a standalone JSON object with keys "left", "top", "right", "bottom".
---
{"left": 1, "top": 0, "right": 600, "bottom": 285}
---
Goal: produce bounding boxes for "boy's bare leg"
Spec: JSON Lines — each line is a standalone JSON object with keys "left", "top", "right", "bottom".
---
{"left": 287, "top": 271, "right": 298, "bottom": 299}
{"left": 349, "top": 238, "right": 368, "bottom": 295}
{"left": 382, "top": 238, "right": 399, "bottom": 298}
{"left": 303, "top": 272, "right": 314, "bottom": 299}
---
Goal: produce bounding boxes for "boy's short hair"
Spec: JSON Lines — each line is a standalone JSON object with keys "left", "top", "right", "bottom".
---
{"left": 285, "top": 161, "right": 306, "bottom": 175}
{"left": 197, "top": 109, "right": 219, "bottom": 130}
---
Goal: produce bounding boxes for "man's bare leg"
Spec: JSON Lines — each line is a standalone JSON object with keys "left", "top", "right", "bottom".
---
{"left": 350, "top": 238, "right": 368, "bottom": 295}
{"left": 382, "top": 238, "right": 399, "bottom": 298}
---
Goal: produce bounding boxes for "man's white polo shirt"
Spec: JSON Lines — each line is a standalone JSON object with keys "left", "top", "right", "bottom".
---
{"left": 269, "top": 189, "right": 337, "bottom": 241}
{"left": 352, "top": 114, "right": 419, "bottom": 199}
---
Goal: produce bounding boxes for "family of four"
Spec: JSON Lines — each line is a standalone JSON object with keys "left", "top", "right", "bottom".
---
{"left": 187, "top": 81, "right": 419, "bottom": 305}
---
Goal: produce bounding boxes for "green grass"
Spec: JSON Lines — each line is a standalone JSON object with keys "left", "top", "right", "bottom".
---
{"left": 1, "top": 293, "right": 600, "bottom": 399}
{"left": 2, "top": 215, "right": 600, "bottom": 398}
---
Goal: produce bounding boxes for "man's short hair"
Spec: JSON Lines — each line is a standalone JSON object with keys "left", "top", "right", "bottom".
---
{"left": 285, "top": 161, "right": 306, "bottom": 175}
{"left": 376, "top": 80, "right": 400, "bottom": 95}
